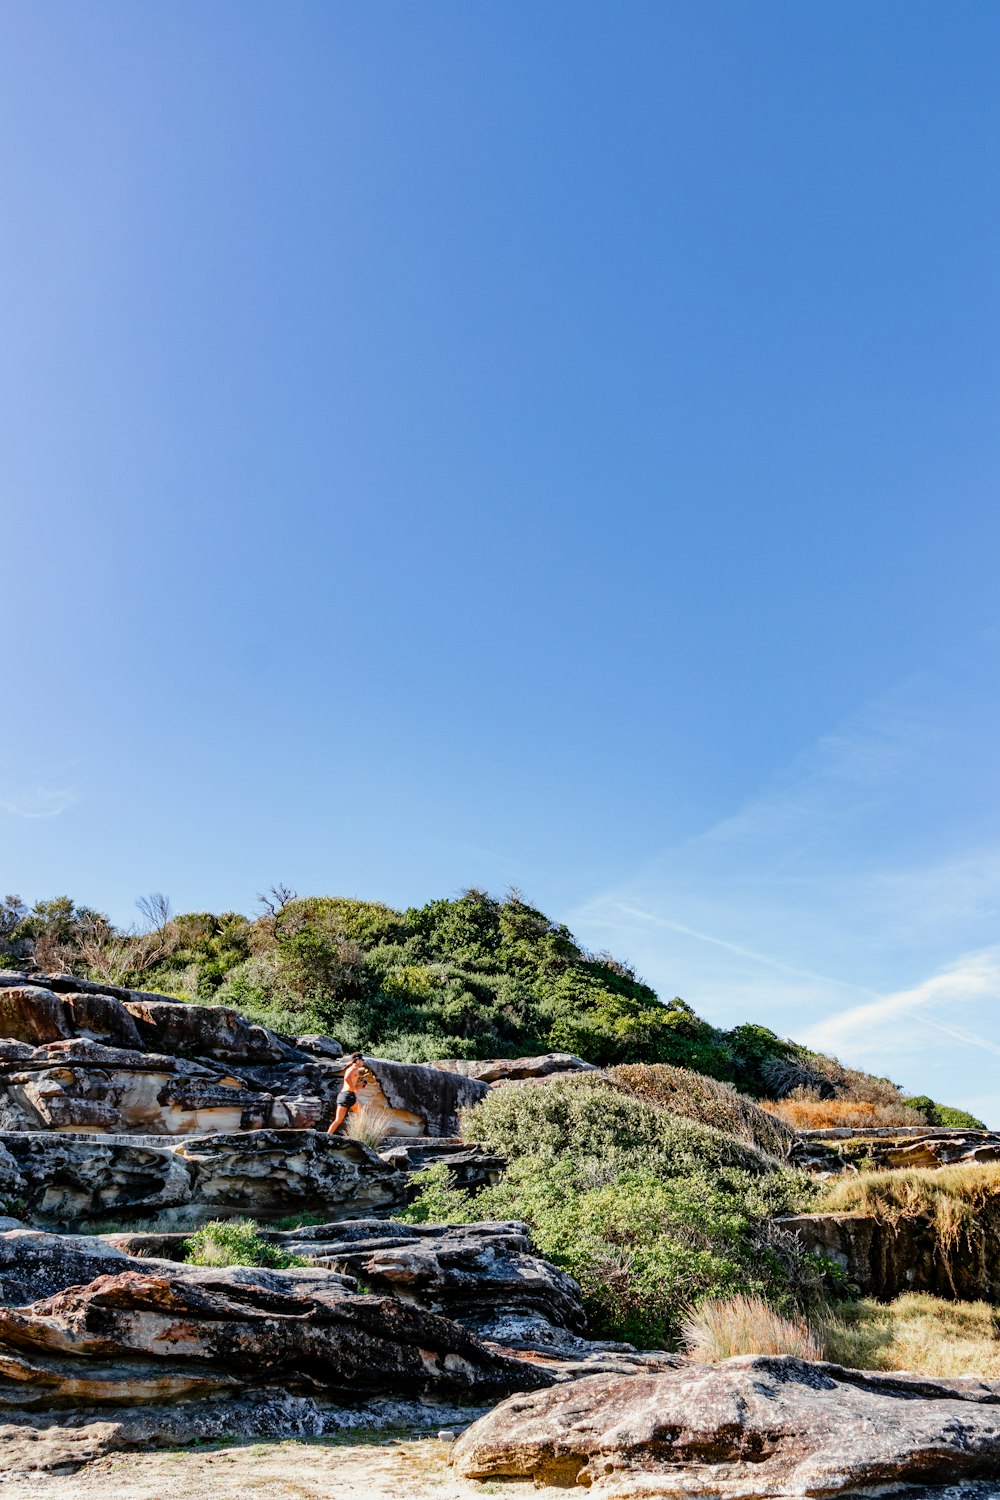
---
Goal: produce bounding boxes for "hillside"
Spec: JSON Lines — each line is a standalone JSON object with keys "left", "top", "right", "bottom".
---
{"left": 0, "top": 888, "right": 978, "bottom": 1123}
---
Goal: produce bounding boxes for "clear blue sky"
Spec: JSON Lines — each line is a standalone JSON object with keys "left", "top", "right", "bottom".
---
{"left": 5, "top": 2, "right": 1000, "bottom": 1119}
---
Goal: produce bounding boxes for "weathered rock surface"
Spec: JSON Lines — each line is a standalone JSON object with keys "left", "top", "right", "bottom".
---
{"left": 269, "top": 1218, "right": 587, "bottom": 1336}
{"left": 781, "top": 1204, "right": 1000, "bottom": 1301}
{"left": 431, "top": 1053, "right": 596, "bottom": 1085}
{"left": 792, "top": 1126, "right": 1000, "bottom": 1176}
{"left": 0, "top": 972, "right": 489, "bottom": 1138}
{"left": 453, "top": 1355, "right": 1000, "bottom": 1496}
{"left": 0, "top": 1264, "right": 551, "bottom": 1412}
{"left": 379, "top": 1136, "right": 505, "bottom": 1192}
{"left": 0, "top": 1391, "right": 494, "bottom": 1473}
{"left": 0, "top": 1129, "right": 406, "bottom": 1228}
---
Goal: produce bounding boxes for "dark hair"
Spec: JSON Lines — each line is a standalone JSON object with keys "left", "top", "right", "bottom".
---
{"left": 350, "top": 1052, "right": 363, "bottom": 1061}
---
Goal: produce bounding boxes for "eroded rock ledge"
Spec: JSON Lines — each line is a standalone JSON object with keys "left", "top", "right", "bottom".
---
{"left": 0, "top": 1128, "right": 406, "bottom": 1228}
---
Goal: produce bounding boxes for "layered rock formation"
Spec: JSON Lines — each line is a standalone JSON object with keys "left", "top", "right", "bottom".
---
{"left": 781, "top": 1203, "right": 1000, "bottom": 1301}
{"left": 0, "top": 1129, "right": 405, "bottom": 1228}
{"left": 0, "top": 1261, "right": 549, "bottom": 1411}
{"left": 453, "top": 1355, "right": 1000, "bottom": 1496}
{"left": 0, "top": 972, "right": 488, "bottom": 1137}
{"left": 268, "top": 1218, "right": 587, "bottom": 1335}
{"left": 792, "top": 1125, "right": 1000, "bottom": 1176}
{"left": 430, "top": 1053, "right": 597, "bottom": 1085}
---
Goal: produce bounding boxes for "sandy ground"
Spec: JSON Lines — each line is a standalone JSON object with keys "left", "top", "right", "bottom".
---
{"left": 0, "top": 1435, "right": 539, "bottom": 1500}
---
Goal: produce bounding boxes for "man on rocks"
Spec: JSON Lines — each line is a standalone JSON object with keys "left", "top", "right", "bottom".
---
{"left": 327, "top": 1053, "right": 368, "bottom": 1135}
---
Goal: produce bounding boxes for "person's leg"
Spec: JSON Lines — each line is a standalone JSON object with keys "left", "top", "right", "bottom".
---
{"left": 327, "top": 1105, "right": 348, "bottom": 1134}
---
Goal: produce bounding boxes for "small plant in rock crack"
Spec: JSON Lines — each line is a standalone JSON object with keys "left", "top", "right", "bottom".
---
{"left": 182, "top": 1218, "right": 308, "bottom": 1269}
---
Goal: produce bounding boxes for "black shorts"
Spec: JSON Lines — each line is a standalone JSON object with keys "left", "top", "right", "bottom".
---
{"left": 336, "top": 1089, "right": 357, "bottom": 1109}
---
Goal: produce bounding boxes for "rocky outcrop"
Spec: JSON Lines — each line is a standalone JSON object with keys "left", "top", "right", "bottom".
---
{"left": 453, "top": 1355, "right": 1000, "bottom": 1496}
{"left": 0, "top": 1390, "right": 494, "bottom": 1473}
{"left": 792, "top": 1126, "right": 1000, "bottom": 1176}
{"left": 379, "top": 1137, "right": 504, "bottom": 1192}
{"left": 0, "top": 972, "right": 488, "bottom": 1137}
{"left": 780, "top": 1204, "right": 1000, "bottom": 1301}
{"left": 0, "top": 1129, "right": 406, "bottom": 1228}
{"left": 268, "top": 1218, "right": 587, "bottom": 1336}
{"left": 431, "top": 1053, "right": 597, "bottom": 1085}
{"left": 0, "top": 1263, "right": 552, "bottom": 1412}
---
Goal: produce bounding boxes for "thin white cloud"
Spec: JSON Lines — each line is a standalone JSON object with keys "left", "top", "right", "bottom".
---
{"left": 0, "top": 787, "right": 77, "bottom": 819}
{"left": 567, "top": 637, "right": 1000, "bottom": 1123}
{"left": 799, "top": 950, "right": 1000, "bottom": 1058}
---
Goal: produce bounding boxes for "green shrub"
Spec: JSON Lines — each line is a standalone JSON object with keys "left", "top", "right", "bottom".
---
{"left": 608, "top": 1062, "right": 795, "bottom": 1159}
{"left": 402, "top": 1077, "right": 813, "bottom": 1347}
{"left": 182, "top": 1218, "right": 307, "bottom": 1269}
{"left": 903, "top": 1096, "right": 987, "bottom": 1130}
{"left": 461, "top": 1075, "right": 782, "bottom": 1179}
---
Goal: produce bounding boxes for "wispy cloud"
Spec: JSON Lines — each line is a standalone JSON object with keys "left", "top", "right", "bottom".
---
{"left": 0, "top": 787, "right": 78, "bottom": 819}
{"left": 567, "top": 638, "right": 1000, "bottom": 1123}
{"left": 799, "top": 949, "right": 1000, "bottom": 1059}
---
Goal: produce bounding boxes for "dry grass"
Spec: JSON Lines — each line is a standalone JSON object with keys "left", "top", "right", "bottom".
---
{"left": 820, "top": 1293, "right": 1000, "bottom": 1377}
{"left": 344, "top": 1104, "right": 396, "bottom": 1150}
{"left": 608, "top": 1063, "right": 795, "bottom": 1159}
{"left": 820, "top": 1162, "right": 1000, "bottom": 1243}
{"left": 762, "top": 1097, "right": 924, "bottom": 1130}
{"left": 680, "top": 1295, "right": 823, "bottom": 1362}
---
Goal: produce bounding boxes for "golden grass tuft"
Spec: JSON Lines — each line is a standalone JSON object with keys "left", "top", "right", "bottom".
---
{"left": 680, "top": 1295, "right": 823, "bottom": 1362}
{"left": 820, "top": 1293, "right": 1000, "bottom": 1378}
{"left": 762, "top": 1097, "right": 924, "bottom": 1130}
{"left": 343, "top": 1104, "right": 396, "bottom": 1150}
{"left": 821, "top": 1162, "right": 1000, "bottom": 1241}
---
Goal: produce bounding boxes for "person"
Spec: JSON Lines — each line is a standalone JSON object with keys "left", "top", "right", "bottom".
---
{"left": 327, "top": 1053, "right": 367, "bottom": 1135}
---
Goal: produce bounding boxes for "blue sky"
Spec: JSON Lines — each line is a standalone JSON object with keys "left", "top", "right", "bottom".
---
{"left": 4, "top": 3, "right": 1000, "bottom": 1119}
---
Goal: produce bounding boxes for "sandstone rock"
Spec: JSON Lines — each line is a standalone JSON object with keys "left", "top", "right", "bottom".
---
{"left": 360, "top": 1060, "right": 488, "bottom": 1135}
{"left": 1, "top": 1134, "right": 192, "bottom": 1226}
{"left": 171, "top": 1129, "right": 404, "bottom": 1222}
{"left": 120, "top": 998, "right": 293, "bottom": 1065}
{"left": 431, "top": 1053, "right": 596, "bottom": 1085}
{"left": 0, "top": 1264, "right": 552, "bottom": 1412}
{"left": 780, "top": 1205, "right": 1000, "bottom": 1301}
{"left": 792, "top": 1126, "right": 1000, "bottom": 1176}
{"left": 0, "top": 987, "right": 72, "bottom": 1046}
{"left": 379, "top": 1137, "right": 505, "bottom": 1192}
{"left": 0, "top": 1391, "right": 492, "bottom": 1473}
{"left": 0, "top": 974, "right": 491, "bottom": 1138}
{"left": 0, "top": 1128, "right": 406, "bottom": 1229}
{"left": 453, "top": 1355, "right": 1000, "bottom": 1496}
{"left": 270, "top": 1217, "right": 587, "bottom": 1336}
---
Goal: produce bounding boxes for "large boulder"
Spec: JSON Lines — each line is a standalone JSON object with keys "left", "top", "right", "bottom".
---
{"left": 453, "top": 1355, "right": 1000, "bottom": 1496}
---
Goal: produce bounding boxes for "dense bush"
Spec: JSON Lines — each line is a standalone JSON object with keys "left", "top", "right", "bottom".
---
{"left": 403, "top": 1077, "right": 815, "bottom": 1347}
{"left": 903, "top": 1095, "right": 987, "bottom": 1130}
{"left": 608, "top": 1062, "right": 795, "bottom": 1159}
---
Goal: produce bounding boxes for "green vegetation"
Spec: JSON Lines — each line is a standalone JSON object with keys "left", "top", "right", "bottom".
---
{"left": 903, "top": 1095, "right": 987, "bottom": 1130}
{"left": 608, "top": 1062, "right": 795, "bottom": 1159}
{"left": 402, "top": 1076, "right": 818, "bottom": 1347}
{"left": 182, "top": 1218, "right": 308, "bottom": 1269}
{"left": 0, "top": 887, "right": 909, "bottom": 1101}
